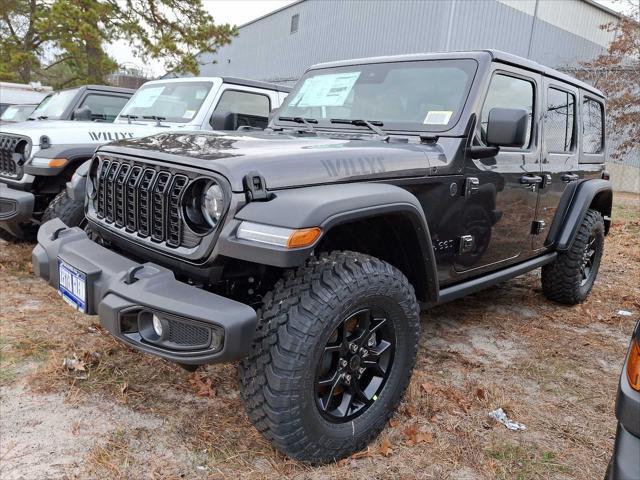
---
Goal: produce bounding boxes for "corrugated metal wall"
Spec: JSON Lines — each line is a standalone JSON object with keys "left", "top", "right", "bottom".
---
{"left": 197, "top": 0, "right": 618, "bottom": 84}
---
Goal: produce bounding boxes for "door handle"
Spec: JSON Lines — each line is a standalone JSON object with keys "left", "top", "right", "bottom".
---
{"left": 519, "top": 175, "right": 543, "bottom": 186}
{"left": 561, "top": 173, "right": 579, "bottom": 183}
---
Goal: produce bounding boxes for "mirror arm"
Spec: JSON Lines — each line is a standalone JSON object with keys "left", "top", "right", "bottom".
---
{"left": 468, "top": 145, "right": 499, "bottom": 159}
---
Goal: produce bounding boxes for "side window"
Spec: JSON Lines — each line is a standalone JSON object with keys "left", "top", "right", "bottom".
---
{"left": 582, "top": 97, "right": 604, "bottom": 154}
{"left": 79, "top": 94, "right": 129, "bottom": 122}
{"left": 214, "top": 90, "right": 270, "bottom": 118}
{"left": 481, "top": 74, "right": 534, "bottom": 149}
{"left": 545, "top": 87, "right": 575, "bottom": 152}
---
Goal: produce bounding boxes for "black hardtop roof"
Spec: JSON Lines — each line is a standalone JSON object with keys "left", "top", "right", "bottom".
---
{"left": 309, "top": 49, "right": 603, "bottom": 98}
{"left": 221, "top": 77, "right": 292, "bottom": 93}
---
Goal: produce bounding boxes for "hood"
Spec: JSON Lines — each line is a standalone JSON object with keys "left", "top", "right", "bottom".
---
{"left": 100, "top": 131, "right": 452, "bottom": 191}
{"left": 0, "top": 120, "right": 166, "bottom": 146}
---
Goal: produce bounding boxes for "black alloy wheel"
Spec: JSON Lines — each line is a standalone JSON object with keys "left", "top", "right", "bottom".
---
{"left": 315, "top": 308, "right": 395, "bottom": 422}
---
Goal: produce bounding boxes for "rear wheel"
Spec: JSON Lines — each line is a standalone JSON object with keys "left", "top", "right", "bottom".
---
{"left": 238, "top": 251, "right": 420, "bottom": 463}
{"left": 41, "top": 190, "right": 86, "bottom": 228}
{"left": 542, "top": 209, "right": 604, "bottom": 305}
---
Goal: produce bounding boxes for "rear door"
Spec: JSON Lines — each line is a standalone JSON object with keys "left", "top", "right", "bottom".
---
{"left": 455, "top": 65, "right": 542, "bottom": 273}
{"left": 535, "top": 79, "right": 580, "bottom": 250}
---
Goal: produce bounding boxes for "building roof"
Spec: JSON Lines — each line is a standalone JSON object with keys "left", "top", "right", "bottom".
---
{"left": 308, "top": 49, "right": 604, "bottom": 97}
{"left": 236, "top": 0, "right": 621, "bottom": 30}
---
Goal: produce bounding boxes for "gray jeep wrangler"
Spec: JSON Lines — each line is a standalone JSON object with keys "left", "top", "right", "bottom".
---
{"left": 32, "top": 50, "right": 612, "bottom": 463}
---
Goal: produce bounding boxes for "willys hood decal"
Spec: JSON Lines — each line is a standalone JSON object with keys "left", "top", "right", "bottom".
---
{"left": 0, "top": 120, "right": 169, "bottom": 146}
{"left": 100, "top": 131, "right": 451, "bottom": 191}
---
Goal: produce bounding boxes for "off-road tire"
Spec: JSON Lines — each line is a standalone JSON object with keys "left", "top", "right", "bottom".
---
{"left": 238, "top": 251, "right": 420, "bottom": 464}
{"left": 542, "top": 209, "right": 604, "bottom": 305}
{"left": 41, "top": 190, "right": 85, "bottom": 228}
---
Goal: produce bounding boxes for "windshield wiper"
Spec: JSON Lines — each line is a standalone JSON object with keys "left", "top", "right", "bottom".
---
{"left": 142, "top": 115, "right": 167, "bottom": 127}
{"left": 120, "top": 114, "right": 138, "bottom": 124}
{"left": 36, "top": 115, "right": 48, "bottom": 120}
{"left": 278, "top": 116, "right": 318, "bottom": 134}
{"left": 330, "top": 118, "right": 389, "bottom": 141}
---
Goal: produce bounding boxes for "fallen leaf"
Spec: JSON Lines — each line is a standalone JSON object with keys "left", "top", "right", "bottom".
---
{"left": 62, "top": 356, "right": 86, "bottom": 372}
{"left": 389, "top": 418, "right": 399, "bottom": 427}
{"left": 403, "top": 424, "right": 434, "bottom": 446}
{"left": 476, "top": 388, "right": 486, "bottom": 400}
{"left": 378, "top": 438, "right": 393, "bottom": 457}
{"left": 187, "top": 372, "right": 216, "bottom": 398}
{"left": 421, "top": 382, "right": 435, "bottom": 394}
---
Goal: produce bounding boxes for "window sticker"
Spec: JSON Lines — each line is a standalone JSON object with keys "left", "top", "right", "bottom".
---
{"left": 183, "top": 110, "right": 196, "bottom": 119}
{"left": 424, "top": 110, "right": 453, "bottom": 125}
{"left": 130, "top": 86, "right": 165, "bottom": 108}
{"left": 290, "top": 72, "right": 361, "bottom": 108}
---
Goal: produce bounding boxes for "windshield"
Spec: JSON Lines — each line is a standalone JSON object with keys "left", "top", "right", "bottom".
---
{"left": 30, "top": 89, "right": 79, "bottom": 120}
{"left": 118, "top": 81, "right": 213, "bottom": 123}
{"left": 277, "top": 59, "right": 478, "bottom": 132}
{"left": 1, "top": 104, "right": 37, "bottom": 122}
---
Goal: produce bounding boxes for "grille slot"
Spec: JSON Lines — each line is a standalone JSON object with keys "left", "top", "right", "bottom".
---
{"left": 114, "top": 164, "right": 131, "bottom": 227}
{"left": 93, "top": 157, "right": 200, "bottom": 249}
{"left": 0, "top": 135, "right": 22, "bottom": 179}
{"left": 151, "top": 172, "right": 171, "bottom": 242}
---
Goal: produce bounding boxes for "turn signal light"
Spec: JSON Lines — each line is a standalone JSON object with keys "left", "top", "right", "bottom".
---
{"left": 48, "top": 158, "right": 68, "bottom": 168}
{"left": 288, "top": 227, "right": 322, "bottom": 248}
{"left": 627, "top": 337, "right": 640, "bottom": 391}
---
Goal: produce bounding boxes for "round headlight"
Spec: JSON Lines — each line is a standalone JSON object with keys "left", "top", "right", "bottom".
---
{"left": 201, "top": 181, "right": 225, "bottom": 227}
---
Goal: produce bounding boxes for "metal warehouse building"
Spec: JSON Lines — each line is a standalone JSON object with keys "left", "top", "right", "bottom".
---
{"left": 196, "top": 0, "right": 620, "bottom": 84}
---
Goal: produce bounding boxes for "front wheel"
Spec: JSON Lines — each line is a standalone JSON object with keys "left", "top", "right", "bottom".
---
{"left": 41, "top": 190, "right": 86, "bottom": 228}
{"left": 239, "top": 251, "right": 420, "bottom": 463}
{"left": 541, "top": 209, "right": 605, "bottom": 305}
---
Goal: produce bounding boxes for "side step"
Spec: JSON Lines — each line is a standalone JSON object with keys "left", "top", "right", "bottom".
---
{"left": 436, "top": 252, "right": 557, "bottom": 305}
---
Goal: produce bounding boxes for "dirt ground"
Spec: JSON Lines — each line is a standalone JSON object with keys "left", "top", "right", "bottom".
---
{"left": 1, "top": 192, "right": 638, "bottom": 480}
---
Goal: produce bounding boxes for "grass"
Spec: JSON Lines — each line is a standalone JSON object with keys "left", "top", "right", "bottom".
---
{"left": 486, "top": 443, "right": 572, "bottom": 479}
{"left": 0, "top": 192, "right": 638, "bottom": 479}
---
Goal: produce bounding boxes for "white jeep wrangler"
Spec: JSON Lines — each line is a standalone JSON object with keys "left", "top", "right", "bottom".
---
{"left": 0, "top": 77, "right": 290, "bottom": 238}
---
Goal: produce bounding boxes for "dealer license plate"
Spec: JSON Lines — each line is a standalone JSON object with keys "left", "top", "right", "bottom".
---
{"left": 58, "top": 259, "right": 87, "bottom": 313}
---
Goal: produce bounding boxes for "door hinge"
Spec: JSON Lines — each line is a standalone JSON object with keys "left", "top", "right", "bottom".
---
{"left": 541, "top": 174, "right": 552, "bottom": 189}
{"left": 243, "top": 171, "right": 269, "bottom": 202}
{"left": 531, "top": 220, "right": 546, "bottom": 235}
{"left": 458, "top": 235, "right": 475, "bottom": 254}
{"left": 463, "top": 177, "right": 479, "bottom": 196}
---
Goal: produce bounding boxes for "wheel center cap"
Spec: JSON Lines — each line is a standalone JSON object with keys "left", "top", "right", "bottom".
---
{"left": 349, "top": 355, "right": 361, "bottom": 371}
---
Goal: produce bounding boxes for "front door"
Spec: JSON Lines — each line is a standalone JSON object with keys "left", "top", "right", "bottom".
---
{"left": 455, "top": 67, "right": 542, "bottom": 273}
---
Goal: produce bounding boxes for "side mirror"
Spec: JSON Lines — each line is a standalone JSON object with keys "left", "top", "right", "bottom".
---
{"left": 210, "top": 111, "right": 239, "bottom": 131}
{"left": 73, "top": 106, "right": 92, "bottom": 121}
{"left": 486, "top": 108, "right": 529, "bottom": 148}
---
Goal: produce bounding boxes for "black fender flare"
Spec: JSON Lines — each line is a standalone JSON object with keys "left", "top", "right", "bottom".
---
{"left": 65, "top": 159, "right": 92, "bottom": 202}
{"left": 24, "top": 144, "right": 98, "bottom": 177}
{"left": 546, "top": 179, "right": 612, "bottom": 251}
{"left": 217, "top": 182, "right": 439, "bottom": 302}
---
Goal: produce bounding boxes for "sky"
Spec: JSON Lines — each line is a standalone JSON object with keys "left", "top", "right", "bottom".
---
{"left": 104, "top": 0, "right": 629, "bottom": 78}
{"left": 105, "top": 0, "right": 297, "bottom": 77}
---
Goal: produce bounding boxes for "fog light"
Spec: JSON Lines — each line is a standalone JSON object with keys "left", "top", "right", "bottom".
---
{"left": 152, "top": 314, "right": 164, "bottom": 337}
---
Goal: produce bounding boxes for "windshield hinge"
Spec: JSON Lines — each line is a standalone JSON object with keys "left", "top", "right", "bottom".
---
{"left": 243, "top": 171, "right": 269, "bottom": 202}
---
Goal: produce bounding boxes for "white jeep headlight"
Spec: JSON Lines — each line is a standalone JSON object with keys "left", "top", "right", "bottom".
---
{"left": 201, "top": 181, "right": 225, "bottom": 227}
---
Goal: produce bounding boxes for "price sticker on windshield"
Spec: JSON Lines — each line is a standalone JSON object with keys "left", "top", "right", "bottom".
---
{"left": 290, "top": 72, "right": 361, "bottom": 108}
{"left": 424, "top": 110, "right": 453, "bottom": 125}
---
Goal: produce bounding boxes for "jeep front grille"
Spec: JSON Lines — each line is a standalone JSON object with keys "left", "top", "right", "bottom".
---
{"left": 94, "top": 157, "right": 193, "bottom": 248}
{"left": 0, "top": 134, "right": 24, "bottom": 179}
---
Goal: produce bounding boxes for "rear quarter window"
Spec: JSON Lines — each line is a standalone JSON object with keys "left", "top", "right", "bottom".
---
{"left": 582, "top": 97, "right": 604, "bottom": 154}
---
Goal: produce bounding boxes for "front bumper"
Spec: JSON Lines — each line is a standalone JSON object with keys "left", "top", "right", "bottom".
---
{"left": 0, "top": 182, "right": 35, "bottom": 237}
{"left": 32, "top": 218, "right": 258, "bottom": 365}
